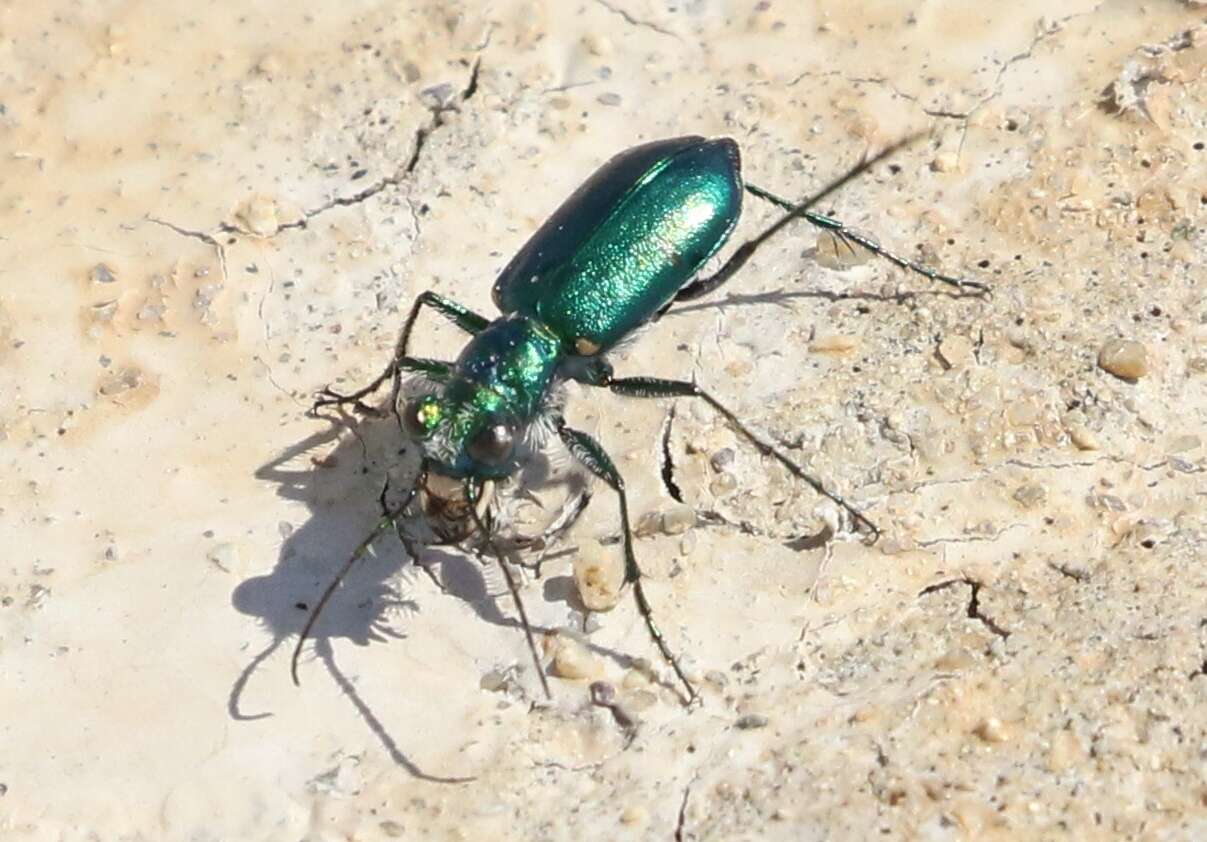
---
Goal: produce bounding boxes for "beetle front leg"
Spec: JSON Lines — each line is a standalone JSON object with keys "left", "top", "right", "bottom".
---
{"left": 312, "top": 356, "right": 455, "bottom": 417}
{"left": 314, "top": 291, "right": 489, "bottom": 414}
{"left": 554, "top": 416, "right": 698, "bottom": 706}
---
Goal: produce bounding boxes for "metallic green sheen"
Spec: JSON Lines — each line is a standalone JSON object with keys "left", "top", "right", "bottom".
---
{"left": 454, "top": 315, "right": 561, "bottom": 418}
{"left": 496, "top": 138, "right": 742, "bottom": 354}
{"left": 493, "top": 137, "right": 710, "bottom": 316}
{"left": 421, "top": 137, "right": 743, "bottom": 479}
{"left": 429, "top": 315, "right": 563, "bottom": 478}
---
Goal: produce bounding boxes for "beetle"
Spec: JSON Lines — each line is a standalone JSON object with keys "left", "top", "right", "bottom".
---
{"left": 293, "top": 134, "right": 986, "bottom": 704}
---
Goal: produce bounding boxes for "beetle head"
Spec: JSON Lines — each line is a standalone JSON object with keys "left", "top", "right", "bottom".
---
{"left": 401, "top": 379, "right": 521, "bottom": 481}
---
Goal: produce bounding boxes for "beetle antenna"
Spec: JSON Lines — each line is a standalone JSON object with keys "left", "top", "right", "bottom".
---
{"left": 465, "top": 477, "right": 553, "bottom": 701}
{"left": 291, "top": 467, "right": 426, "bottom": 685}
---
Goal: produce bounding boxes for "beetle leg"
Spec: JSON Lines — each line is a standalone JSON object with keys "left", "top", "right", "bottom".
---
{"left": 745, "top": 182, "right": 984, "bottom": 294}
{"left": 312, "top": 291, "right": 488, "bottom": 415}
{"left": 291, "top": 468, "right": 426, "bottom": 685}
{"left": 670, "top": 136, "right": 988, "bottom": 307}
{"left": 553, "top": 416, "right": 698, "bottom": 706}
{"left": 497, "top": 487, "right": 594, "bottom": 574}
{"left": 601, "top": 375, "right": 880, "bottom": 541}
{"left": 312, "top": 356, "right": 453, "bottom": 417}
{"left": 464, "top": 478, "right": 553, "bottom": 701}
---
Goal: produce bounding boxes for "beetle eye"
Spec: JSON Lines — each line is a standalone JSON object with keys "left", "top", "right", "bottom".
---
{"left": 467, "top": 422, "right": 515, "bottom": 466}
{"left": 403, "top": 396, "right": 439, "bottom": 438}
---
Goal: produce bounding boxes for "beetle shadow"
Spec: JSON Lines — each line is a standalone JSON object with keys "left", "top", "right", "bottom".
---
{"left": 229, "top": 404, "right": 624, "bottom": 777}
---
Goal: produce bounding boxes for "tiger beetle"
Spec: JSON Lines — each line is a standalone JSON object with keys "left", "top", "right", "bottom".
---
{"left": 293, "top": 134, "right": 987, "bottom": 706}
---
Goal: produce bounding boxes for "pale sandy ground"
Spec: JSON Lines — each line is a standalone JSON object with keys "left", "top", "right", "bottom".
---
{"left": 2, "top": 2, "right": 1206, "bottom": 840}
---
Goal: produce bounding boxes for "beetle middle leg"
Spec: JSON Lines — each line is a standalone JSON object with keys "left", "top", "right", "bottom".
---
{"left": 596, "top": 375, "right": 879, "bottom": 540}
{"left": 314, "top": 291, "right": 490, "bottom": 414}
{"left": 553, "top": 415, "right": 699, "bottom": 706}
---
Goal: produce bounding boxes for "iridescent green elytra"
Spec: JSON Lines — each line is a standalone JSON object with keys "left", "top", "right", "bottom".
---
{"left": 412, "top": 137, "right": 743, "bottom": 480}
{"left": 298, "top": 135, "right": 985, "bottom": 705}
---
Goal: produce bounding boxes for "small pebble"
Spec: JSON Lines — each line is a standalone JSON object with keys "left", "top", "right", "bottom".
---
{"left": 254, "top": 54, "right": 281, "bottom": 76}
{"left": 26, "top": 584, "right": 50, "bottom": 610}
{"left": 678, "top": 532, "right": 697, "bottom": 555}
{"left": 660, "top": 504, "right": 696, "bottom": 536}
{"left": 1046, "top": 730, "right": 1083, "bottom": 772}
{"left": 735, "top": 713, "right": 769, "bottom": 730}
{"left": 973, "top": 717, "right": 1011, "bottom": 743}
{"left": 937, "top": 335, "right": 974, "bottom": 368}
{"left": 622, "top": 667, "right": 652, "bottom": 689}
{"left": 379, "top": 820, "right": 405, "bottom": 839}
{"left": 931, "top": 151, "right": 960, "bottom": 172}
{"left": 546, "top": 632, "right": 602, "bottom": 681}
{"left": 635, "top": 510, "right": 662, "bottom": 537}
{"left": 624, "top": 689, "right": 659, "bottom": 712}
{"left": 90, "top": 263, "right": 117, "bottom": 284}
{"left": 619, "top": 805, "right": 646, "bottom": 826}
{"left": 479, "top": 669, "right": 510, "bottom": 693}
{"left": 1007, "top": 402, "right": 1039, "bottom": 427}
{"left": 1005, "top": 326, "right": 1033, "bottom": 353}
{"left": 1098, "top": 338, "right": 1148, "bottom": 381}
{"left": 814, "top": 230, "right": 870, "bottom": 270}
{"left": 91, "top": 300, "right": 118, "bottom": 322}
{"left": 97, "top": 367, "right": 143, "bottom": 397}
{"left": 589, "top": 680, "right": 616, "bottom": 705}
{"left": 809, "top": 332, "right": 860, "bottom": 354}
{"left": 710, "top": 448, "right": 735, "bottom": 471}
{"left": 420, "top": 82, "right": 456, "bottom": 107}
{"left": 573, "top": 541, "right": 623, "bottom": 611}
{"left": 710, "top": 472, "right": 738, "bottom": 496}
{"left": 581, "top": 34, "right": 614, "bottom": 56}
{"left": 1167, "top": 434, "right": 1201, "bottom": 453}
{"left": 1067, "top": 424, "right": 1100, "bottom": 451}
{"left": 596, "top": 92, "right": 622, "bottom": 106}
{"left": 1012, "top": 483, "right": 1047, "bottom": 508}
{"left": 1050, "top": 559, "right": 1090, "bottom": 581}
{"left": 234, "top": 194, "right": 281, "bottom": 237}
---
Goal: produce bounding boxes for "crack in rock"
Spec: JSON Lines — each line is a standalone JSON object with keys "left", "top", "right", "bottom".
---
{"left": 917, "top": 523, "right": 1022, "bottom": 548}
{"left": 674, "top": 776, "right": 695, "bottom": 842}
{"left": 594, "top": 0, "right": 681, "bottom": 40}
{"left": 1048, "top": 560, "right": 1091, "bottom": 582}
{"left": 152, "top": 57, "right": 482, "bottom": 246}
{"left": 788, "top": 9, "right": 1107, "bottom": 164}
{"left": 660, "top": 406, "right": 684, "bottom": 503}
{"left": 274, "top": 56, "right": 482, "bottom": 234}
{"left": 919, "top": 577, "right": 1011, "bottom": 639}
{"left": 145, "top": 216, "right": 229, "bottom": 282}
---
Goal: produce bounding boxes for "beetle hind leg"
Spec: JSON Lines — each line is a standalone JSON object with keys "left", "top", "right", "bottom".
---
{"left": 744, "top": 182, "right": 985, "bottom": 295}
{"left": 667, "top": 137, "right": 988, "bottom": 310}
